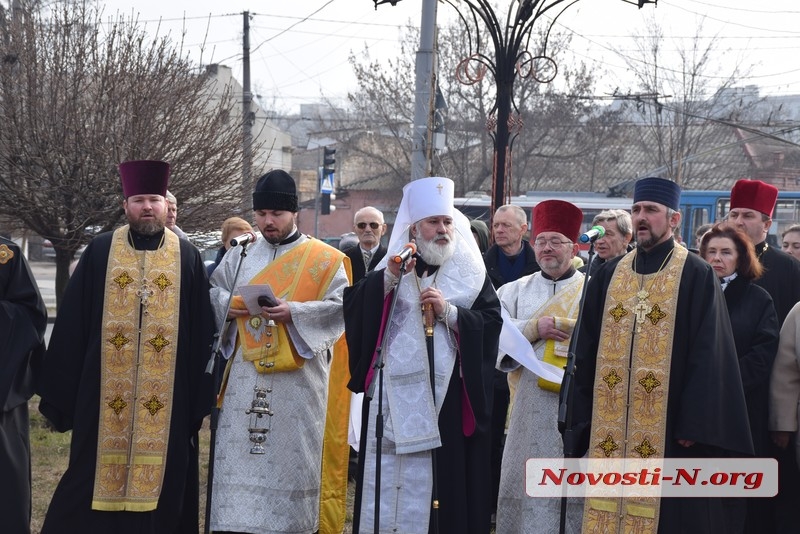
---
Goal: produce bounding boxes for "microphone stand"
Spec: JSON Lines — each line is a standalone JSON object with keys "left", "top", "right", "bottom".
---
{"left": 422, "top": 302, "right": 440, "bottom": 534}
{"left": 203, "top": 243, "right": 252, "bottom": 534}
{"left": 557, "top": 240, "right": 597, "bottom": 534}
{"left": 352, "top": 259, "right": 411, "bottom": 534}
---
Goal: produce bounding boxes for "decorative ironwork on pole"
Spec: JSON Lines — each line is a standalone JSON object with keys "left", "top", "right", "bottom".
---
{"left": 447, "top": 0, "right": 568, "bottom": 219}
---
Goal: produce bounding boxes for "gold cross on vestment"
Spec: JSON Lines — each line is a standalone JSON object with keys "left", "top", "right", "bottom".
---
{"left": 646, "top": 304, "right": 667, "bottom": 326}
{"left": 609, "top": 303, "right": 628, "bottom": 323}
{"left": 436, "top": 182, "right": 443, "bottom": 195}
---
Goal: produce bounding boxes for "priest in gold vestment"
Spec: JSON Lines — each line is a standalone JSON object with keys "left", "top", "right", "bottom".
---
{"left": 571, "top": 177, "right": 753, "bottom": 534}
{"left": 39, "top": 160, "right": 215, "bottom": 533}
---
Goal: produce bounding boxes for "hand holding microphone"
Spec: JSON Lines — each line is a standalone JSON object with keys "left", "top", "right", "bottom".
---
{"left": 390, "top": 241, "right": 417, "bottom": 264}
{"left": 579, "top": 226, "right": 606, "bottom": 243}
{"left": 229, "top": 231, "right": 258, "bottom": 248}
{"left": 387, "top": 241, "right": 417, "bottom": 277}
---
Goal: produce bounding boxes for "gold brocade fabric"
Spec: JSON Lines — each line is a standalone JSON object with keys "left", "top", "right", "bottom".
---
{"left": 582, "top": 245, "right": 687, "bottom": 534}
{"left": 534, "top": 278, "right": 583, "bottom": 392}
{"left": 93, "top": 226, "right": 181, "bottom": 511}
{"left": 233, "top": 239, "right": 344, "bottom": 373}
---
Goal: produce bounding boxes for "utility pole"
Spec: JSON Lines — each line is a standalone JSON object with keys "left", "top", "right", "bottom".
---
{"left": 242, "top": 11, "right": 253, "bottom": 215}
{"left": 410, "top": 0, "right": 438, "bottom": 180}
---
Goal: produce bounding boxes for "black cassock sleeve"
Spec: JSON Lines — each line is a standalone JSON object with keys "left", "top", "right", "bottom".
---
{"left": 0, "top": 239, "right": 47, "bottom": 410}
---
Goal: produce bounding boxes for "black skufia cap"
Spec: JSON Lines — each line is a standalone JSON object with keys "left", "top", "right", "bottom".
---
{"left": 252, "top": 169, "right": 298, "bottom": 212}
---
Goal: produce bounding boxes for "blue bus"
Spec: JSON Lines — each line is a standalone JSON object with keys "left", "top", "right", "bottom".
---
{"left": 455, "top": 190, "right": 800, "bottom": 249}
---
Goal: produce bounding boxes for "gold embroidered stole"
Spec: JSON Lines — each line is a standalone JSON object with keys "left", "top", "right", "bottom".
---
{"left": 319, "top": 256, "right": 352, "bottom": 534}
{"left": 93, "top": 226, "right": 181, "bottom": 511}
{"left": 534, "top": 276, "right": 584, "bottom": 392}
{"left": 582, "top": 245, "right": 687, "bottom": 534}
{"left": 232, "top": 239, "right": 344, "bottom": 373}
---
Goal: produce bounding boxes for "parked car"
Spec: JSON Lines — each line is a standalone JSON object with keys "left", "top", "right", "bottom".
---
{"left": 41, "top": 240, "right": 87, "bottom": 261}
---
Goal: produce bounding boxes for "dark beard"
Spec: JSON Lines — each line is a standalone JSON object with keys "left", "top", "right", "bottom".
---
{"left": 638, "top": 228, "right": 668, "bottom": 250}
{"left": 130, "top": 219, "right": 164, "bottom": 236}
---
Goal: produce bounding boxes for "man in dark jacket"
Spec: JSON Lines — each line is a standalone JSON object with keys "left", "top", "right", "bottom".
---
{"left": 482, "top": 204, "right": 540, "bottom": 524}
{"left": 343, "top": 206, "right": 387, "bottom": 283}
{"left": 484, "top": 204, "right": 539, "bottom": 288}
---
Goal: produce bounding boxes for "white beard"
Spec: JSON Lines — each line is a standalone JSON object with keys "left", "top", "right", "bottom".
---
{"left": 417, "top": 233, "right": 456, "bottom": 266}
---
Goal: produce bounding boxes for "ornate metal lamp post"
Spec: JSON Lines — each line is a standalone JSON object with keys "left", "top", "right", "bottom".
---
{"left": 373, "top": 0, "right": 655, "bottom": 214}
{"left": 447, "top": 0, "right": 573, "bottom": 217}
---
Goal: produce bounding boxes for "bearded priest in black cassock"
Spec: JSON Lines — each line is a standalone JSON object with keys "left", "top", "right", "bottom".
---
{"left": 344, "top": 177, "right": 502, "bottom": 534}
{"left": 570, "top": 177, "right": 754, "bottom": 534}
{"left": 38, "top": 160, "right": 215, "bottom": 534}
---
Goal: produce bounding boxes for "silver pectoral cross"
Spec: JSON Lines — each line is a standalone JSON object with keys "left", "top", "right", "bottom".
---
{"left": 634, "top": 289, "right": 650, "bottom": 333}
{"left": 136, "top": 280, "right": 155, "bottom": 315}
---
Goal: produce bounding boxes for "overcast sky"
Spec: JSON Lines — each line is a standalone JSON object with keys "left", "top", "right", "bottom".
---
{"left": 106, "top": 0, "right": 800, "bottom": 113}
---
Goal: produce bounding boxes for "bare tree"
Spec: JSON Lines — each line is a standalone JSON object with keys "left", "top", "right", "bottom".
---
{"left": 0, "top": 1, "right": 249, "bottom": 305}
{"left": 615, "top": 16, "right": 754, "bottom": 187}
{"left": 338, "top": 18, "right": 609, "bottom": 197}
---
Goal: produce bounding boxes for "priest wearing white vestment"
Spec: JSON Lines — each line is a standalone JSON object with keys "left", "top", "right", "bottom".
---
{"left": 208, "top": 170, "right": 350, "bottom": 534}
{"left": 344, "top": 177, "right": 502, "bottom": 534}
{"left": 495, "top": 200, "right": 585, "bottom": 534}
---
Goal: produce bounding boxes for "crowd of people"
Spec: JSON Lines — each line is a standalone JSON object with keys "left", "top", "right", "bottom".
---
{"left": 6, "top": 164, "right": 800, "bottom": 534}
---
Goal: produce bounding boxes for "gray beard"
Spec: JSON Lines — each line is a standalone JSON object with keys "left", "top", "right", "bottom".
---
{"left": 417, "top": 234, "right": 456, "bottom": 266}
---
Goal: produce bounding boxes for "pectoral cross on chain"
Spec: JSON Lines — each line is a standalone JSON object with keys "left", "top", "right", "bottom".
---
{"left": 634, "top": 289, "right": 650, "bottom": 333}
{"left": 136, "top": 279, "right": 155, "bottom": 315}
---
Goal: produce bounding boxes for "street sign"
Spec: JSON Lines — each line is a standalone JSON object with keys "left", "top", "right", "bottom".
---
{"left": 320, "top": 174, "right": 334, "bottom": 194}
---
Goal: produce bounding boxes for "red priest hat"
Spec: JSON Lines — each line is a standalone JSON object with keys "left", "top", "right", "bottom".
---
{"left": 532, "top": 199, "right": 583, "bottom": 242}
{"left": 730, "top": 179, "right": 779, "bottom": 217}
{"left": 119, "top": 160, "right": 170, "bottom": 198}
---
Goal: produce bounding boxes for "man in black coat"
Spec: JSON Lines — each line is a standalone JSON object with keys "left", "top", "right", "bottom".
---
{"left": 728, "top": 178, "right": 800, "bottom": 532}
{"left": 343, "top": 206, "right": 387, "bottom": 283}
{"left": 38, "top": 160, "right": 214, "bottom": 534}
{"left": 483, "top": 204, "right": 539, "bottom": 288}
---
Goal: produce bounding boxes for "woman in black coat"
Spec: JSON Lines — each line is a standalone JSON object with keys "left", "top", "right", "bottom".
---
{"left": 701, "top": 223, "right": 779, "bottom": 533}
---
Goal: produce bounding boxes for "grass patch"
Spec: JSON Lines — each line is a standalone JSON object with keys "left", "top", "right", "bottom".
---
{"left": 30, "top": 399, "right": 354, "bottom": 533}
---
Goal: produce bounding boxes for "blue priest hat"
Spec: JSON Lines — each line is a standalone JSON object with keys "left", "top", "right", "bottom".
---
{"left": 633, "top": 177, "right": 681, "bottom": 211}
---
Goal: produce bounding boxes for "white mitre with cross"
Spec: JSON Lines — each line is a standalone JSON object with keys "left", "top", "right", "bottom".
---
{"left": 376, "top": 176, "right": 482, "bottom": 270}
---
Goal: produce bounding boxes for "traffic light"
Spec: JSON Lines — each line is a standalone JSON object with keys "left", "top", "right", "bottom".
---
{"left": 320, "top": 147, "right": 336, "bottom": 215}
{"left": 323, "top": 147, "right": 336, "bottom": 175}
{"left": 321, "top": 192, "right": 331, "bottom": 215}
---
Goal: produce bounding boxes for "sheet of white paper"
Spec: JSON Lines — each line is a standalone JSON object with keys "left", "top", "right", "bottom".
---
{"left": 238, "top": 284, "right": 278, "bottom": 315}
{"left": 498, "top": 307, "right": 565, "bottom": 384}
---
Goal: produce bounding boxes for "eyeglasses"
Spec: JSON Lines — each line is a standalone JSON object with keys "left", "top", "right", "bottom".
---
{"left": 356, "top": 222, "right": 381, "bottom": 230}
{"left": 533, "top": 238, "right": 573, "bottom": 249}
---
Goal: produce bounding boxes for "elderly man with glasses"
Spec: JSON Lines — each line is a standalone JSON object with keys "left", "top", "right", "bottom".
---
{"left": 344, "top": 206, "right": 388, "bottom": 283}
{"left": 494, "top": 199, "right": 586, "bottom": 532}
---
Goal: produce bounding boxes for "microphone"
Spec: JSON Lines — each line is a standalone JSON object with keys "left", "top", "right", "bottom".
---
{"left": 579, "top": 226, "right": 606, "bottom": 243}
{"left": 390, "top": 242, "right": 418, "bottom": 264}
{"left": 229, "top": 231, "right": 258, "bottom": 247}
